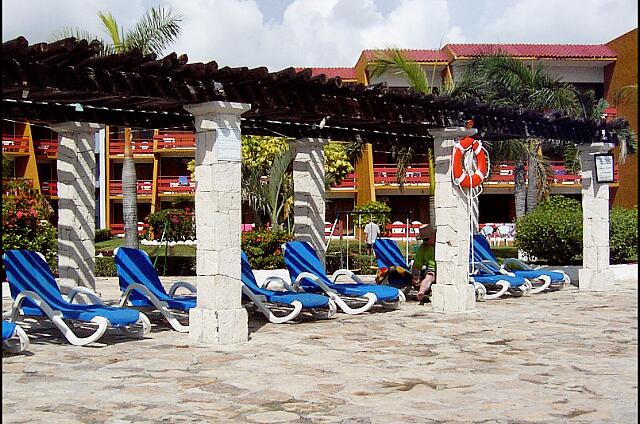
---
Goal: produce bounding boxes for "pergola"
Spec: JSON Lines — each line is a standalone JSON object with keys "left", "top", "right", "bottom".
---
{"left": 3, "top": 37, "right": 623, "bottom": 344}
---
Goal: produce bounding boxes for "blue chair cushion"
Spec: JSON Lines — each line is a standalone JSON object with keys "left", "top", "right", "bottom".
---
{"left": 2, "top": 320, "right": 16, "bottom": 340}
{"left": 472, "top": 273, "right": 527, "bottom": 287}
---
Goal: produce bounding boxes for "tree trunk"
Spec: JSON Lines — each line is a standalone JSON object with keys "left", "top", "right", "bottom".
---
{"left": 122, "top": 128, "right": 139, "bottom": 249}
{"left": 514, "top": 158, "right": 526, "bottom": 220}
{"left": 525, "top": 142, "right": 538, "bottom": 213}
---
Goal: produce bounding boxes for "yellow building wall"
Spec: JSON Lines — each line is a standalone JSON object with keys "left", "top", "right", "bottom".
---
{"left": 605, "top": 28, "right": 638, "bottom": 208}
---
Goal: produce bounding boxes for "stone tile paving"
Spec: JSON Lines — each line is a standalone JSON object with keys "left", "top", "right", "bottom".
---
{"left": 2, "top": 276, "right": 637, "bottom": 423}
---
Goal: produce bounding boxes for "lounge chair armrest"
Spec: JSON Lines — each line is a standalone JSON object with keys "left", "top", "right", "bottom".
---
{"left": 8, "top": 290, "right": 63, "bottom": 322}
{"left": 67, "top": 287, "right": 105, "bottom": 305}
{"left": 330, "top": 269, "right": 364, "bottom": 284}
{"left": 168, "top": 281, "right": 197, "bottom": 297}
{"left": 295, "top": 272, "right": 336, "bottom": 295}
{"left": 263, "top": 276, "right": 297, "bottom": 292}
{"left": 119, "top": 283, "right": 168, "bottom": 309}
{"left": 502, "top": 258, "right": 532, "bottom": 271}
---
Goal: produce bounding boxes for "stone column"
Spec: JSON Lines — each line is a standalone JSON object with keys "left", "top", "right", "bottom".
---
{"left": 184, "top": 101, "right": 251, "bottom": 345}
{"left": 429, "top": 127, "right": 478, "bottom": 313}
{"left": 578, "top": 142, "right": 615, "bottom": 291}
{"left": 51, "top": 122, "right": 102, "bottom": 291}
{"left": 290, "top": 138, "right": 328, "bottom": 264}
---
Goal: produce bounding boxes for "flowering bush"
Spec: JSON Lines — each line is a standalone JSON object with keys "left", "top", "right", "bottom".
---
{"left": 241, "top": 229, "right": 293, "bottom": 269}
{"left": 145, "top": 208, "right": 195, "bottom": 241}
{"left": 2, "top": 179, "right": 57, "bottom": 270}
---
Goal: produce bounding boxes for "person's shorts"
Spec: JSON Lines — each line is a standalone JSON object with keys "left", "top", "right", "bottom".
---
{"left": 366, "top": 243, "right": 373, "bottom": 250}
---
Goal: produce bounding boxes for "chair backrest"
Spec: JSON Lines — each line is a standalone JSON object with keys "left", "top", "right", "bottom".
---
{"left": 373, "top": 239, "right": 408, "bottom": 269}
{"left": 480, "top": 225, "right": 494, "bottom": 237}
{"left": 3, "top": 250, "right": 67, "bottom": 311}
{"left": 114, "top": 247, "right": 170, "bottom": 302}
{"left": 497, "top": 224, "right": 513, "bottom": 237}
{"left": 472, "top": 234, "right": 499, "bottom": 263}
{"left": 283, "top": 241, "right": 334, "bottom": 289}
{"left": 240, "top": 251, "right": 273, "bottom": 296}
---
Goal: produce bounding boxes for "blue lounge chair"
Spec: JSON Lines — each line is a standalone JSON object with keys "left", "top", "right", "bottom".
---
{"left": 283, "top": 241, "right": 405, "bottom": 314}
{"left": 472, "top": 234, "right": 569, "bottom": 293}
{"left": 2, "top": 320, "right": 29, "bottom": 353}
{"left": 114, "top": 247, "right": 197, "bottom": 332}
{"left": 3, "top": 250, "right": 150, "bottom": 346}
{"left": 241, "top": 252, "right": 336, "bottom": 323}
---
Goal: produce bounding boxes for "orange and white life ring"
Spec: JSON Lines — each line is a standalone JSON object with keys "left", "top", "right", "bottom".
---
{"left": 452, "top": 137, "right": 489, "bottom": 188}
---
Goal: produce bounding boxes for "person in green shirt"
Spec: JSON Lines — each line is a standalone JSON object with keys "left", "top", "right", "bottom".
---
{"left": 412, "top": 224, "right": 436, "bottom": 302}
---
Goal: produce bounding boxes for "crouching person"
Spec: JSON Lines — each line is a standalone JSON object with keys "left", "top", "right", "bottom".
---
{"left": 413, "top": 224, "right": 436, "bottom": 303}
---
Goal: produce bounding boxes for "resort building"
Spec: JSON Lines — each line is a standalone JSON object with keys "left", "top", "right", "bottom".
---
{"left": 2, "top": 29, "right": 636, "bottom": 235}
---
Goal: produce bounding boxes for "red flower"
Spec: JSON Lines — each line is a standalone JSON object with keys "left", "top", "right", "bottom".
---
{"left": 16, "top": 211, "right": 23, "bottom": 219}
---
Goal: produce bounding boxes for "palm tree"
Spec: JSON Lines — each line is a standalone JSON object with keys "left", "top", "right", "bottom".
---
{"left": 53, "top": 7, "right": 182, "bottom": 248}
{"left": 461, "top": 55, "right": 580, "bottom": 214}
{"left": 368, "top": 49, "right": 441, "bottom": 223}
{"left": 613, "top": 84, "right": 638, "bottom": 105}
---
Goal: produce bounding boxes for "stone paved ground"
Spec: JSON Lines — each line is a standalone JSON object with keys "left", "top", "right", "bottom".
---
{"left": 2, "top": 276, "right": 638, "bottom": 424}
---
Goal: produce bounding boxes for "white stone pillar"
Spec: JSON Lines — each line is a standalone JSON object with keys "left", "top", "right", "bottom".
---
{"left": 51, "top": 122, "right": 103, "bottom": 291}
{"left": 290, "top": 138, "right": 328, "bottom": 264}
{"left": 184, "top": 101, "right": 251, "bottom": 345}
{"left": 430, "top": 127, "right": 478, "bottom": 313}
{"left": 578, "top": 142, "right": 615, "bottom": 291}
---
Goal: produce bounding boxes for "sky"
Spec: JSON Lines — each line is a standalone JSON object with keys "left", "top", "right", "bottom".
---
{"left": 2, "top": 0, "right": 637, "bottom": 70}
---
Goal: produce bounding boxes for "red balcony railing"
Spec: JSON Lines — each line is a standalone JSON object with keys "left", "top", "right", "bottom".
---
{"left": 40, "top": 180, "right": 58, "bottom": 197}
{"left": 109, "top": 180, "right": 153, "bottom": 196}
{"left": 2, "top": 135, "right": 30, "bottom": 154}
{"left": 486, "top": 161, "right": 618, "bottom": 185}
{"left": 157, "top": 176, "right": 195, "bottom": 195}
{"left": 332, "top": 173, "right": 357, "bottom": 189}
{"left": 109, "top": 138, "right": 155, "bottom": 155}
{"left": 154, "top": 131, "right": 196, "bottom": 150}
{"left": 374, "top": 163, "right": 430, "bottom": 185}
{"left": 110, "top": 223, "right": 149, "bottom": 236}
{"left": 33, "top": 139, "right": 58, "bottom": 158}
{"left": 384, "top": 222, "right": 423, "bottom": 238}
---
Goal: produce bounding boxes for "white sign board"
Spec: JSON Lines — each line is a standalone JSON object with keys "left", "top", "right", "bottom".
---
{"left": 594, "top": 153, "right": 615, "bottom": 183}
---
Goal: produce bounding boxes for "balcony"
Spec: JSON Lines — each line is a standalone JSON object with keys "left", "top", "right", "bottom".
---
{"left": 2, "top": 134, "right": 30, "bottom": 154}
{"left": 157, "top": 176, "right": 195, "bottom": 195}
{"left": 330, "top": 161, "right": 612, "bottom": 190}
{"left": 33, "top": 139, "right": 58, "bottom": 158}
{"left": 154, "top": 132, "right": 196, "bottom": 151}
{"left": 109, "top": 180, "right": 153, "bottom": 197}
{"left": 109, "top": 138, "right": 155, "bottom": 156}
{"left": 40, "top": 180, "right": 58, "bottom": 197}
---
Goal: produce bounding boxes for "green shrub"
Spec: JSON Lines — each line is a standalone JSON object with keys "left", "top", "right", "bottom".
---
{"left": 145, "top": 209, "right": 195, "bottom": 241}
{"left": 515, "top": 196, "right": 583, "bottom": 265}
{"left": 352, "top": 200, "right": 392, "bottom": 229}
{"left": 95, "top": 255, "right": 196, "bottom": 277}
{"left": 2, "top": 179, "right": 57, "bottom": 271}
{"left": 95, "top": 228, "right": 113, "bottom": 243}
{"left": 95, "top": 257, "right": 117, "bottom": 277}
{"left": 242, "top": 229, "right": 293, "bottom": 269}
{"left": 610, "top": 206, "right": 638, "bottom": 263}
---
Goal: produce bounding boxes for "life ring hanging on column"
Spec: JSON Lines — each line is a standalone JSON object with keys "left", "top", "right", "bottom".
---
{"left": 452, "top": 137, "right": 489, "bottom": 188}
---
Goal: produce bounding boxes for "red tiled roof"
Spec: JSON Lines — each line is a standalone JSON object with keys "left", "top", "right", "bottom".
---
{"left": 294, "top": 67, "right": 357, "bottom": 80}
{"left": 446, "top": 44, "right": 617, "bottom": 59}
{"left": 362, "top": 49, "right": 448, "bottom": 62}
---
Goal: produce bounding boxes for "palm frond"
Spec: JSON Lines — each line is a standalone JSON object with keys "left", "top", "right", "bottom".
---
{"left": 345, "top": 137, "right": 366, "bottom": 163}
{"left": 125, "top": 6, "right": 183, "bottom": 55}
{"left": 394, "top": 146, "right": 414, "bottom": 189}
{"left": 50, "top": 28, "right": 113, "bottom": 55}
{"left": 266, "top": 148, "right": 294, "bottom": 224}
{"left": 369, "top": 49, "right": 430, "bottom": 94}
{"left": 613, "top": 84, "right": 638, "bottom": 105}
{"left": 98, "top": 11, "right": 124, "bottom": 52}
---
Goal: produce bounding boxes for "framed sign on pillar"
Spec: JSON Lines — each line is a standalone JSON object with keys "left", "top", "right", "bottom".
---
{"left": 594, "top": 153, "right": 615, "bottom": 183}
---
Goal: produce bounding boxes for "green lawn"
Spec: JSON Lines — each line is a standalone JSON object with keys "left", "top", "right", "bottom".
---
{"left": 96, "top": 238, "right": 196, "bottom": 257}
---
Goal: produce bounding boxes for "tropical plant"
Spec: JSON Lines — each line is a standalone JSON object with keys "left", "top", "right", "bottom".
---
{"left": 241, "top": 229, "right": 293, "bottom": 269}
{"left": 352, "top": 200, "right": 392, "bottom": 230}
{"left": 2, "top": 179, "right": 57, "bottom": 270}
{"left": 242, "top": 148, "right": 294, "bottom": 230}
{"left": 52, "top": 7, "right": 183, "bottom": 248}
{"left": 324, "top": 142, "right": 354, "bottom": 188}
{"left": 610, "top": 206, "right": 638, "bottom": 263}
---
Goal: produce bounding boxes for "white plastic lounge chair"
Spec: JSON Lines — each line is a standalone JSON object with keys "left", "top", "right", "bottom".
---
{"left": 2, "top": 320, "right": 29, "bottom": 353}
